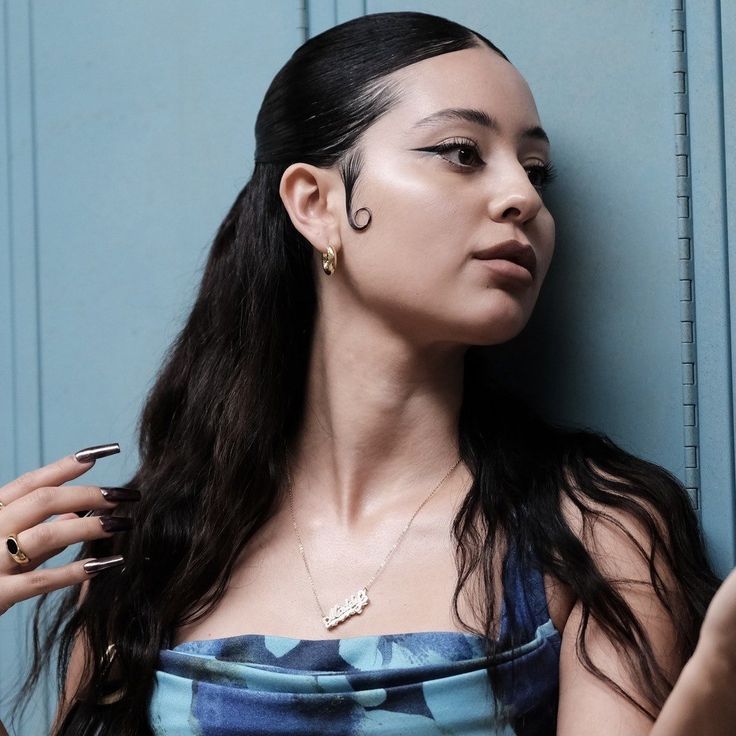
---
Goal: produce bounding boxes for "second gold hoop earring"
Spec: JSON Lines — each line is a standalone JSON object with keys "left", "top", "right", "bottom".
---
{"left": 322, "top": 245, "right": 337, "bottom": 275}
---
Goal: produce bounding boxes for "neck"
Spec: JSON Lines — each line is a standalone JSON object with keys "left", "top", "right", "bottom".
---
{"left": 286, "top": 307, "right": 471, "bottom": 530}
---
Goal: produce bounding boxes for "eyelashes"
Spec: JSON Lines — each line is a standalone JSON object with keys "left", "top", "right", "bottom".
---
{"left": 416, "top": 137, "right": 557, "bottom": 192}
{"left": 528, "top": 160, "right": 557, "bottom": 191}
{"left": 426, "top": 138, "right": 485, "bottom": 169}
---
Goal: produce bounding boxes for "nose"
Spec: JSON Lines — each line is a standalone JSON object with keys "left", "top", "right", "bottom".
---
{"left": 486, "top": 166, "right": 543, "bottom": 225}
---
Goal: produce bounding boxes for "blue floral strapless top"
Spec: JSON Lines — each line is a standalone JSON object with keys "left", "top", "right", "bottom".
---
{"left": 149, "top": 540, "right": 562, "bottom": 735}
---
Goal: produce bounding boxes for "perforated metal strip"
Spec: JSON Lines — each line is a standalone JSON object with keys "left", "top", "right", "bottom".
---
{"left": 299, "top": 0, "right": 309, "bottom": 41}
{"left": 672, "top": 0, "right": 700, "bottom": 510}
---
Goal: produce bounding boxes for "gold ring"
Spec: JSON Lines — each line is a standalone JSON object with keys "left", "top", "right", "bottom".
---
{"left": 0, "top": 500, "right": 5, "bottom": 510}
{"left": 6, "top": 535, "right": 31, "bottom": 565}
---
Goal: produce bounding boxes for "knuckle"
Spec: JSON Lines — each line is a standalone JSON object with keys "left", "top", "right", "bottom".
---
{"left": 85, "top": 485, "right": 104, "bottom": 504}
{"left": 15, "top": 470, "right": 37, "bottom": 491}
{"left": 31, "top": 486, "right": 56, "bottom": 508}
{"left": 32, "top": 522, "right": 56, "bottom": 547}
{"left": 83, "top": 517, "right": 103, "bottom": 538}
{"left": 26, "top": 570, "right": 51, "bottom": 591}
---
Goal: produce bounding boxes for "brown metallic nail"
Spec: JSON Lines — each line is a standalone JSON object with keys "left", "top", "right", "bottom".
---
{"left": 100, "top": 487, "right": 141, "bottom": 502}
{"left": 74, "top": 444, "right": 120, "bottom": 464}
{"left": 83, "top": 555, "right": 125, "bottom": 575}
{"left": 99, "top": 516, "right": 133, "bottom": 533}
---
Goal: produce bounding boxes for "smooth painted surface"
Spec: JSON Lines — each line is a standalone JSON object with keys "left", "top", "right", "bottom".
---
{"left": 0, "top": 1, "right": 303, "bottom": 732}
{"left": 720, "top": 0, "right": 736, "bottom": 571}
{"left": 1, "top": 0, "right": 15, "bottom": 483}
{"left": 2, "top": 2, "right": 47, "bottom": 733}
{"left": 686, "top": 0, "right": 736, "bottom": 576}
{"left": 0, "top": 0, "right": 734, "bottom": 733}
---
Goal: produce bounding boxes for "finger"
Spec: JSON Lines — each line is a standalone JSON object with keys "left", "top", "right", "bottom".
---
{"left": 55, "top": 513, "right": 80, "bottom": 522}
{"left": 3, "top": 542, "right": 78, "bottom": 573}
{"left": 0, "top": 444, "right": 119, "bottom": 506}
{"left": 0, "top": 485, "right": 139, "bottom": 538}
{"left": 0, "top": 556, "right": 125, "bottom": 612}
{"left": 10, "top": 532, "right": 111, "bottom": 572}
{"left": 1, "top": 516, "right": 133, "bottom": 573}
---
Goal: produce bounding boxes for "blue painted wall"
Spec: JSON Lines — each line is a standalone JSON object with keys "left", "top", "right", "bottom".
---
{"left": 0, "top": 1, "right": 305, "bottom": 731}
{"left": 1, "top": 1, "right": 733, "bottom": 732}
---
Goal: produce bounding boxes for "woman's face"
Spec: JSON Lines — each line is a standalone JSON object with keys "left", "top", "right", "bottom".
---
{"left": 337, "top": 44, "right": 556, "bottom": 347}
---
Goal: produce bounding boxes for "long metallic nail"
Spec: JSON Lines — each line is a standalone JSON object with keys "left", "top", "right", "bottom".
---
{"left": 99, "top": 516, "right": 133, "bottom": 533}
{"left": 74, "top": 444, "right": 120, "bottom": 464}
{"left": 100, "top": 487, "right": 141, "bottom": 502}
{"left": 84, "top": 555, "right": 125, "bottom": 575}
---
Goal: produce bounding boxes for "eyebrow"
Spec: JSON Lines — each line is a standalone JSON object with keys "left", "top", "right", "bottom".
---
{"left": 411, "top": 107, "right": 550, "bottom": 145}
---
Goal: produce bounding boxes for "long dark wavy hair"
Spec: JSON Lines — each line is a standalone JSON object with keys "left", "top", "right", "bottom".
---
{"left": 9, "top": 11, "right": 720, "bottom": 735}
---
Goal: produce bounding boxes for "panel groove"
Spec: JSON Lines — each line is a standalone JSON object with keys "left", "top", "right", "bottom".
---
{"left": 4, "top": 0, "right": 41, "bottom": 479}
{"left": 28, "top": 0, "right": 44, "bottom": 464}
{"left": 672, "top": 0, "right": 701, "bottom": 509}
{"left": 1, "top": 0, "right": 18, "bottom": 478}
{"left": 2, "top": 3, "right": 46, "bottom": 728}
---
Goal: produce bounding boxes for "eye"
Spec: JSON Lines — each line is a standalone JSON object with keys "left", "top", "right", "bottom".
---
{"left": 526, "top": 161, "right": 557, "bottom": 192}
{"left": 414, "top": 138, "right": 484, "bottom": 170}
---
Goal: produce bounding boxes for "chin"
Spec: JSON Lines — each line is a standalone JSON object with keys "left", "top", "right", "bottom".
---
{"left": 437, "top": 316, "right": 528, "bottom": 348}
{"left": 469, "top": 322, "right": 528, "bottom": 347}
{"left": 463, "top": 299, "right": 533, "bottom": 346}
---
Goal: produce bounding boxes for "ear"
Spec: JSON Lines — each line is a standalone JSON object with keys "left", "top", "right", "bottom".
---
{"left": 279, "top": 163, "right": 342, "bottom": 256}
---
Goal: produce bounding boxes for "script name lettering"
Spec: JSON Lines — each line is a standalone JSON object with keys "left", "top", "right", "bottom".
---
{"left": 323, "top": 588, "right": 370, "bottom": 629}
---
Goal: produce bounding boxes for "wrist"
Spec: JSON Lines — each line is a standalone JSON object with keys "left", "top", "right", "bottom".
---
{"left": 651, "top": 641, "right": 736, "bottom": 736}
{"left": 691, "top": 635, "right": 736, "bottom": 681}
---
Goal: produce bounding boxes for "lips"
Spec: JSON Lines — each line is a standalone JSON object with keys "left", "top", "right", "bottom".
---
{"left": 472, "top": 240, "right": 537, "bottom": 280}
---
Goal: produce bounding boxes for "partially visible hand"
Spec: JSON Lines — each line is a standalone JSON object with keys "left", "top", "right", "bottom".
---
{"left": 696, "top": 565, "right": 736, "bottom": 672}
{"left": 0, "top": 445, "right": 134, "bottom": 616}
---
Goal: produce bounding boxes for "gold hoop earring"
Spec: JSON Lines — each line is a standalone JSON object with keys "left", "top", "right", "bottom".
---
{"left": 322, "top": 245, "right": 337, "bottom": 275}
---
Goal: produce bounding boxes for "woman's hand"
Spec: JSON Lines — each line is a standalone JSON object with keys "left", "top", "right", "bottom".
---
{"left": 649, "top": 565, "right": 736, "bottom": 735}
{"left": 696, "top": 564, "right": 736, "bottom": 671}
{"left": 0, "top": 445, "right": 137, "bottom": 616}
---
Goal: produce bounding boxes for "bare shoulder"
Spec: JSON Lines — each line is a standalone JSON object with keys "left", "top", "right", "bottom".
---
{"left": 543, "top": 570, "right": 577, "bottom": 634}
{"left": 544, "top": 471, "right": 664, "bottom": 632}
{"left": 555, "top": 465, "right": 686, "bottom": 735}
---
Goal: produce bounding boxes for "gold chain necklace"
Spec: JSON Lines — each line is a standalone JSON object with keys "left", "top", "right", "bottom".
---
{"left": 286, "top": 457, "right": 461, "bottom": 630}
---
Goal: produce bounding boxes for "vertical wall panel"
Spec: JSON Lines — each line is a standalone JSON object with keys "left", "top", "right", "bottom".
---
{"left": 31, "top": 0, "right": 302, "bottom": 485}
{"left": 1, "top": 0, "right": 42, "bottom": 480}
{"left": 1, "top": 1, "right": 15, "bottom": 477}
{"left": 1, "top": 2, "right": 46, "bottom": 732}
{"left": 309, "top": 1, "right": 366, "bottom": 37}
{"left": 1, "top": 4, "right": 14, "bottom": 730}
{"left": 1, "top": 2, "right": 304, "bottom": 732}
{"left": 307, "top": 0, "right": 335, "bottom": 37}
{"left": 686, "top": 0, "right": 735, "bottom": 575}
{"left": 336, "top": 0, "right": 366, "bottom": 23}
{"left": 721, "top": 0, "right": 736, "bottom": 568}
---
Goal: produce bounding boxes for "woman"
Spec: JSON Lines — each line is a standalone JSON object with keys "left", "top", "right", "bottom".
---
{"left": 1, "top": 11, "right": 734, "bottom": 735}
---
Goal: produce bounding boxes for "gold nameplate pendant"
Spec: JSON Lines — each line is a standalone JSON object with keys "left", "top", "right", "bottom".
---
{"left": 323, "top": 588, "right": 370, "bottom": 629}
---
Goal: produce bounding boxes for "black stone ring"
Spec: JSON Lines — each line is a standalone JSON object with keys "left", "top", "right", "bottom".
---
{"left": 6, "top": 535, "right": 31, "bottom": 565}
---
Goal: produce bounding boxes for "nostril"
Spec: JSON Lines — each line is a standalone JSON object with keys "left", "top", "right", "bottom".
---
{"left": 501, "top": 206, "right": 523, "bottom": 221}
